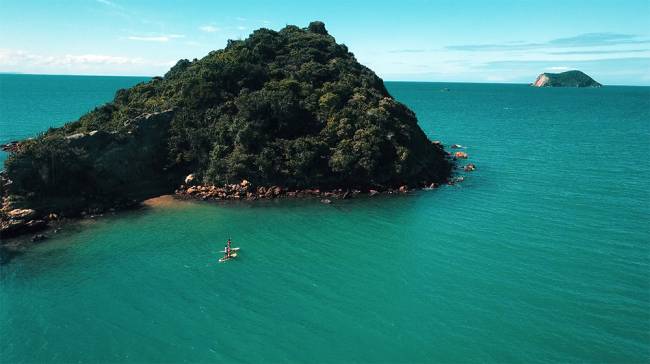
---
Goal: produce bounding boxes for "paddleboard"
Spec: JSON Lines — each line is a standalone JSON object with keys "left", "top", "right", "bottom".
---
{"left": 219, "top": 247, "right": 240, "bottom": 253}
{"left": 219, "top": 252, "right": 238, "bottom": 263}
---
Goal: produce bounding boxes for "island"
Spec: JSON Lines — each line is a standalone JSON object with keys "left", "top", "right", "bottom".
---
{"left": 531, "top": 70, "right": 602, "bottom": 87}
{"left": 0, "top": 21, "right": 454, "bottom": 239}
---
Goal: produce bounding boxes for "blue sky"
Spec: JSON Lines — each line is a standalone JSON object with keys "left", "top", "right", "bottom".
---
{"left": 1, "top": 0, "right": 649, "bottom": 85}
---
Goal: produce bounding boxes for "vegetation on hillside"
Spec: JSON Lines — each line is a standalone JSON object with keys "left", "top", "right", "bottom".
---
{"left": 4, "top": 21, "right": 451, "bottom": 208}
{"left": 535, "top": 70, "right": 602, "bottom": 87}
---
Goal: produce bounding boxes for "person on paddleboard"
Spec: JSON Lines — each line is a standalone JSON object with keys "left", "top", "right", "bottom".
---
{"left": 224, "top": 238, "right": 232, "bottom": 258}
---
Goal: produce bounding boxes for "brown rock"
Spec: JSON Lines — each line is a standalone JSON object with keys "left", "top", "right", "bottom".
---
{"left": 184, "top": 174, "right": 196, "bottom": 185}
{"left": 399, "top": 185, "right": 409, "bottom": 193}
{"left": 7, "top": 208, "right": 36, "bottom": 220}
{"left": 454, "top": 151, "right": 468, "bottom": 159}
{"left": 31, "top": 234, "right": 47, "bottom": 242}
{"left": 369, "top": 189, "right": 379, "bottom": 197}
{"left": 464, "top": 163, "right": 476, "bottom": 172}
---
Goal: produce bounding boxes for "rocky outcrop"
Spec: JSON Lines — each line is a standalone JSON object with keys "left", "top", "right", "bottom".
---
{"left": 464, "top": 163, "right": 476, "bottom": 172}
{"left": 532, "top": 70, "right": 601, "bottom": 87}
{"left": 6, "top": 208, "right": 36, "bottom": 220}
{"left": 174, "top": 175, "right": 445, "bottom": 202}
{"left": 1, "top": 216, "right": 47, "bottom": 239}
{"left": 2, "top": 109, "right": 178, "bottom": 232}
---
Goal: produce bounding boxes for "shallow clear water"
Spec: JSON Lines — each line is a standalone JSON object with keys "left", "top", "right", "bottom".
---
{"left": 1, "top": 76, "right": 649, "bottom": 363}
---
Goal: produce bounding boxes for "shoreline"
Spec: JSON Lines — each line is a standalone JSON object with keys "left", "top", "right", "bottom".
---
{"left": 0, "top": 168, "right": 472, "bottom": 243}
{"left": 1, "top": 147, "right": 474, "bottom": 246}
{"left": 0, "top": 176, "right": 465, "bottom": 244}
{"left": 174, "top": 179, "right": 444, "bottom": 203}
{"left": 0, "top": 158, "right": 474, "bottom": 264}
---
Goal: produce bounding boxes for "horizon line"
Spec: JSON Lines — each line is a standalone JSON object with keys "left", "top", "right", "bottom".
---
{"left": 1, "top": 72, "right": 648, "bottom": 87}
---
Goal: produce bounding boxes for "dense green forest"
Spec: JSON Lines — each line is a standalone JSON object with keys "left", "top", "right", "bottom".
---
{"left": 4, "top": 21, "right": 451, "bottom": 211}
{"left": 535, "top": 70, "right": 602, "bottom": 87}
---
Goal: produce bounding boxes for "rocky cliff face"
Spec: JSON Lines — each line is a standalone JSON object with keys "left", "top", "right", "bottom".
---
{"left": 1, "top": 109, "right": 178, "bottom": 238}
{"left": 532, "top": 70, "right": 602, "bottom": 87}
{"left": 532, "top": 74, "right": 551, "bottom": 87}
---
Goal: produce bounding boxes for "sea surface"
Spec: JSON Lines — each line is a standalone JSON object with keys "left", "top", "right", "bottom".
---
{"left": 1, "top": 74, "right": 649, "bottom": 363}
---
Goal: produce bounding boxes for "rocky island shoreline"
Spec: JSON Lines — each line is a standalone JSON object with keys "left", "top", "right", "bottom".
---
{"left": 1, "top": 21, "right": 460, "bottom": 243}
{"left": 531, "top": 70, "right": 601, "bottom": 87}
{"left": 1, "top": 145, "right": 474, "bottom": 242}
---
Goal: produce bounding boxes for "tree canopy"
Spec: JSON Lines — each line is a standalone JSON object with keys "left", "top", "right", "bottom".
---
{"left": 5, "top": 21, "right": 451, "bottom": 206}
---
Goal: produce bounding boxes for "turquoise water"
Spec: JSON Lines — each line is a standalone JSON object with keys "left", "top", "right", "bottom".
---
{"left": 1, "top": 75, "right": 649, "bottom": 363}
{"left": 0, "top": 74, "right": 149, "bottom": 165}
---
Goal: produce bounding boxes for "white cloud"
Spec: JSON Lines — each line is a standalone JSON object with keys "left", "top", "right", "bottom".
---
{"left": 200, "top": 25, "right": 220, "bottom": 33}
{"left": 237, "top": 26, "right": 246, "bottom": 31}
{"left": 0, "top": 48, "right": 173, "bottom": 76}
{"left": 96, "top": 0, "right": 118, "bottom": 7}
{"left": 0, "top": 49, "right": 145, "bottom": 66}
{"left": 127, "top": 36, "right": 170, "bottom": 42}
{"left": 127, "top": 34, "right": 184, "bottom": 42}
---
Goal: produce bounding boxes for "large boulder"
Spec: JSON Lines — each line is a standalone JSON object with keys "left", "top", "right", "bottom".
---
{"left": 7, "top": 208, "right": 36, "bottom": 220}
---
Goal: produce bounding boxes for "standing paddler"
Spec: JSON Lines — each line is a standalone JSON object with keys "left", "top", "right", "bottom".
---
{"left": 224, "top": 238, "right": 232, "bottom": 258}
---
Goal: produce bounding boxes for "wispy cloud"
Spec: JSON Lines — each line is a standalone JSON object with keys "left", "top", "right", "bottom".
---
{"left": 484, "top": 57, "right": 650, "bottom": 68}
{"left": 548, "top": 49, "right": 650, "bottom": 55}
{"left": 127, "top": 34, "right": 184, "bottom": 42}
{"left": 0, "top": 48, "right": 174, "bottom": 75}
{"left": 199, "top": 25, "right": 220, "bottom": 33}
{"left": 0, "top": 49, "right": 145, "bottom": 66}
{"left": 446, "top": 33, "right": 650, "bottom": 51}
{"left": 236, "top": 26, "right": 247, "bottom": 31}
{"left": 547, "top": 66, "right": 570, "bottom": 71}
{"left": 548, "top": 33, "right": 649, "bottom": 47}
{"left": 388, "top": 48, "right": 430, "bottom": 54}
{"left": 96, "top": 0, "right": 119, "bottom": 7}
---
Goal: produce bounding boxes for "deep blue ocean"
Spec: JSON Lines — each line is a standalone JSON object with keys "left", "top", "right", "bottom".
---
{"left": 1, "top": 74, "right": 649, "bottom": 363}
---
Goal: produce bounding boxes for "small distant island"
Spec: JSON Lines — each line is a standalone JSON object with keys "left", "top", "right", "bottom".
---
{"left": 531, "top": 70, "right": 602, "bottom": 88}
{"left": 1, "top": 21, "right": 455, "bottom": 239}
